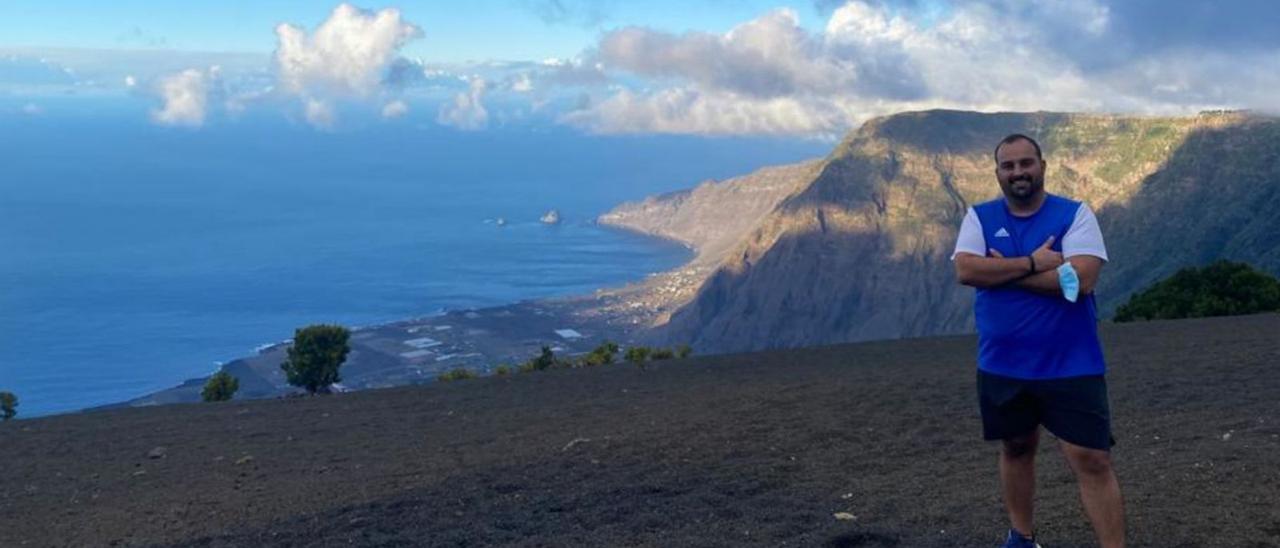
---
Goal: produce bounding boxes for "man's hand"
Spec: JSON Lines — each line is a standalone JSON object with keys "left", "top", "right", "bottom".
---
{"left": 955, "top": 250, "right": 1033, "bottom": 287}
{"left": 1031, "top": 236, "right": 1063, "bottom": 272}
{"left": 989, "top": 236, "right": 1063, "bottom": 273}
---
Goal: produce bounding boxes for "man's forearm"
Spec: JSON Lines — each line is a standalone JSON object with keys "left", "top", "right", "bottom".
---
{"left": 1008, "top": 256, "right": 1103, "bottom": 297}
{"left": 1009, "top": 270, "right": 1060, "bottom": 297}
{"left": 955, "top": 254, "right": 1034, "bottom": 287}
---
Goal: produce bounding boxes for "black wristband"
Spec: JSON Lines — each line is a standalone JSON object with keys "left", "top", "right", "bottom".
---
{"left": 1028, "top": 255, "right": 1036, "bottom": 273}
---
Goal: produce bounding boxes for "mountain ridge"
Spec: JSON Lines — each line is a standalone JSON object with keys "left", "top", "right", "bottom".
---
{"left": 599, "top": 109, "right": 1280, "bottom": 353}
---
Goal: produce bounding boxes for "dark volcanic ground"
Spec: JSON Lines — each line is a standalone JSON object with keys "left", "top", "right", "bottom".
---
{"left": 3, "top": 315, "right": 1278, "bottom": 547}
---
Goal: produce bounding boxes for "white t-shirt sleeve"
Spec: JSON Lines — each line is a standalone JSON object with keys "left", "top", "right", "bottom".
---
{"left": 1062, "top": 204, "right": 1108, "bottom": 261}
{"left": 951, "top": 207, "right": 986, "bottom": 260}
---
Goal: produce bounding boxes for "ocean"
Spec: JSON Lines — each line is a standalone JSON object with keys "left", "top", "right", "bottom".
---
{"left": 0, "top": 97, "right": 827, "bottom": 417}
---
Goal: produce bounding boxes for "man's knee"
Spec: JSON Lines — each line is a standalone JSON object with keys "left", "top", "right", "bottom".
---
{"left": 1001, "top": 432, "right": 1039, "bottom": 459}
{"left": 1063, "top": 443, "right": 1113, "bottom": 477}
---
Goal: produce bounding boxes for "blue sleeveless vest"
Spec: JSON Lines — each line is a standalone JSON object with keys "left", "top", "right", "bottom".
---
{"left": 971, "top": 194, "right": 1106, "bottom": 379}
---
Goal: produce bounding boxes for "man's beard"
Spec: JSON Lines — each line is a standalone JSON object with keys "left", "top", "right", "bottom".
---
{"left": 1006, "top": 175, "right": 1041, "bottom": 200}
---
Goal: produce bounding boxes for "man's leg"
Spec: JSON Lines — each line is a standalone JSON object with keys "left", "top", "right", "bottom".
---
{"left": 1060, "top": 440, "right": 1125, "bottom": 548}
{"left": 1000, "top": 428, "right": 1040, "bottom": 538}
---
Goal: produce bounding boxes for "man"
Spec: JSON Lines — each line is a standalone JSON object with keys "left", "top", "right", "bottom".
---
{"left": 952, "top": 134, "right": 1125, "bottom": 548}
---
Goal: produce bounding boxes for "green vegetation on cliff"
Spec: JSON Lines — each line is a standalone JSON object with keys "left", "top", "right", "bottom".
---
{"left": 1114, "top": 260, "right": 1280, "bottom": 322}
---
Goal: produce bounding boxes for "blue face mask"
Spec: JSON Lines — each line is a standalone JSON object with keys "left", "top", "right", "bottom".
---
{"left": 1058, "top": 263, "right": 1080, "bottom": 303}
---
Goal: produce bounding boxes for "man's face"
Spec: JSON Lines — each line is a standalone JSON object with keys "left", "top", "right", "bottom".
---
{"left": 995, "top": 138, "right": 1046, "bottom": 201}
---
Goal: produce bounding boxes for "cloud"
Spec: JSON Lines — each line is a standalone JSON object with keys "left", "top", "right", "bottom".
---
{"left": 533, "top": 57, "right": 610, "bottom": 88}
{"left": 275, "top": 3, "right": 421, "bottom": 97}
{"left": 0, "top": 55, "right": 77, "bottom": 86}
{"left": 438, "top": 78, "right": 489, "bottom": 130}
{"left": 561, "top": 87, "right": 864, "bottom": 136}
{"left": 381, "top": 99, "right": 409, "bottom": 118}
{"left": 115, "top": 1, "right": 1280, "bottom": 136}
{"left": 1052, "top": 0, "right": 1280, "bottom": 61}
{"left": 21, "top": 103, "right": 43, "bottom": 115}
{"left": 151, "top": 67, "right": 221, "bottom": 127}
{"left": 274, "top": 3, "right": 421, "bottom": 127}
{"left": 512, "top": 73, "right": 534, "bottom": 92}
{"left": 597, "top": 10, "right": 845, "bottom": 99}
{"left": 563, "top": 0, "right": 1280, "bottom": 136}
{"left": 305, "top": 98, "right": 336, "bottom": 128}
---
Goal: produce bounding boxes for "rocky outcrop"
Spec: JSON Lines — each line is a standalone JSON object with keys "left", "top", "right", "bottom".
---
{"left": 644, "top": 110, "right": 1280, "bottom": 353}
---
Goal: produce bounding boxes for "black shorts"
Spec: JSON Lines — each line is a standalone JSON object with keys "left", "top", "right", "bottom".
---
{"left": 977, "top": 370, "right": 1115, "bottom": 451}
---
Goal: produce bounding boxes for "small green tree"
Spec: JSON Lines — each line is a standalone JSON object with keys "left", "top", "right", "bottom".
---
{"left": 281, "top": 324, "right": 351, "bottom": 394}
{"left": 579, "top": 341, "right": 619, "bottom": 367}
{"left": 1115, "top": 260, "right": 1280, "bottom": 322}
{"left": 526, "top": 345, "right": 556, "bottom": 372}
{"left": 624, "top": 346, "right": 651, "bottom": 364}
{"left": 627, "top": 348, "right": 655, "bottom": 371}
{"left": 675, "top": 344, "right": 693, "bottom": 359}
{"left": 0, "top": 391, "right": 17, "bottom": 421}
{"left": 201, "top": 371, "right": 239, "bottom": 402}
{"left": 650, "top": 347, "right": 675, "bottom": 360}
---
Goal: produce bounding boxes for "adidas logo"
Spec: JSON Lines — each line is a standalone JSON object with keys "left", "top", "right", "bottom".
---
{"left": 994, "top": 228, "right": 1011, "bottom": 238}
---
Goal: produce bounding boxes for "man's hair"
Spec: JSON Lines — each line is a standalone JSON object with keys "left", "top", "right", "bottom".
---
{"left": 994, "top": 133, "right": 1043, "bottom": 162}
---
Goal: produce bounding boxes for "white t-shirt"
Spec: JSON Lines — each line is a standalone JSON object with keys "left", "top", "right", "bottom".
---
{"left": 951, "top": 203, "right": 1108, "bottom": 261}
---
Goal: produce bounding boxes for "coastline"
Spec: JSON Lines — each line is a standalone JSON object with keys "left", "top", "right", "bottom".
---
{"left": 93, "top": 156, "right": 827, "bottom": 414}
{"left": 100, "top": 220, "right": 712, "bottom": 411}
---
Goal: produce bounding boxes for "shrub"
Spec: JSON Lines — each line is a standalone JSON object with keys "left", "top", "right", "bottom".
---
{"left": 650, "top": 348, "right": 675, "bottom": 360}
{"left": 201, "top": 371, "right": 239, "bottom": 402}
{"left": 532, "top": 346, "right": 557, "bottom": 370}
{"left": 437, "top": 368, "right": 477, "bottom": 382}
{"left": 1115, "top": 260, "right": 1280, "bottom": 322}
{"left": 0, "top": 391, "right": 17, "bottom": 421}
{"left": 494, "top": 364, "right": 512, "bottom": 376}
{"left": 281, "top": 324, "right": 351, "bottom": 394}
{"left": 675, "top": 344, "right": 693, "bottom": 359}
{"left": 517, "top": 346, "right": 557, "bottom": 373}
{"left": 578, "top": 341, "right": 619, "bottom": 367}
{"left": 624, "top": 346, "right": 651, "bottom": 364}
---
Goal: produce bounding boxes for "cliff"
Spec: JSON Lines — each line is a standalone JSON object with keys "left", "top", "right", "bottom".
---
{"left": 598, "top": 160, "right": 824, "bottom": 266}
{"left": 619, "top": 110, "right": 1280, "bottom": 353}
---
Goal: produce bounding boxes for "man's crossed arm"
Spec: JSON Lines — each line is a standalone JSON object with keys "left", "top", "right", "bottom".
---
{"left": 954, "top": 235, "right": 1104, "bottom": 297}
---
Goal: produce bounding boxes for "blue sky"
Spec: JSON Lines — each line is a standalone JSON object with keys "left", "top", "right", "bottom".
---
{"left": 3, "top": 1, "right": 1279, "bottom": 137}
